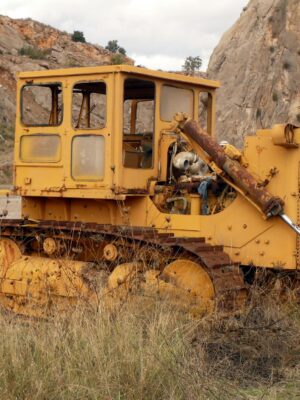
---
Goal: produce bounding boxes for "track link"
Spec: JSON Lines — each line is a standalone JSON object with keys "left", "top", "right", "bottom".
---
{"left": 0, "top": 219, "right": 247, "bottom": 311}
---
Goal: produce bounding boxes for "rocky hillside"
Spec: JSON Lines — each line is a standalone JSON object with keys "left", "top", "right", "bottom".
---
{"left": 0, "top": 15, "right": 132, "bottom": 183}
{"left": 207, "top": 0, "right": 300, "bottom": 147}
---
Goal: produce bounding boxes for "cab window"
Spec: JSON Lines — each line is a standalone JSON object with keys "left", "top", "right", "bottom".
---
{"left": 123, "top": 78, "right": 155, "bottom": 169}
{"left": 21, "top": 83, "right": 63, "bottom": 126}
{"left": 72, "top": 81, "right": 106, "bottom": 129}
{"left": 20, "top": 134, "right": 61, "bottom": 163}
{"left": 160, "top": 85, "right": 193, "bottom": 121}
{"left": 199, "top": 91, "right": 213, "bottom": 133}
{"left": 72, "top": 135, "right": 105, "bottom": 180}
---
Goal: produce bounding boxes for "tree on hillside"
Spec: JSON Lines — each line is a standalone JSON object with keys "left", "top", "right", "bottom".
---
{"left": 105, "top": 40, "right": 127, "bottom": 56}
{"left": 182, "top": 56, "right": 202, "bottom": 76}
{"left": 71, "top": 31, "right": 86, "bottom": 43}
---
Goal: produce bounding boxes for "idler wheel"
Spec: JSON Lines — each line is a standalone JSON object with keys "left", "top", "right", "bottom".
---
{"left": 158, "top": 259, "right": 215, "bottom": 315}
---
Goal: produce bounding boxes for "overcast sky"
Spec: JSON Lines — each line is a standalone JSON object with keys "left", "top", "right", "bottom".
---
{"left": 1, "top": 0, "right": 247, "bottom": 70}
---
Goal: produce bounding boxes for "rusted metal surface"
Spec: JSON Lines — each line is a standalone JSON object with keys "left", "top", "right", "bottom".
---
{"left": 182, "top": 119, "right": 284, "bottom": 217}
{"left": 182, "top": 120, "right": 227, "bottom": 166}
{"left": 0, "top": 219, "right": 247, "bottom": 311}
{"left": 174, "top": 182, "right": 200, "bottom": 192}
{"left": 115, "top": 187, "right": 149, "bottom": 195}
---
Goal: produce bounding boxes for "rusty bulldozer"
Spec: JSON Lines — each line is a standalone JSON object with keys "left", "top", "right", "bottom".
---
{"left": 0, "top": 65, "right": 299, "bottom": 317}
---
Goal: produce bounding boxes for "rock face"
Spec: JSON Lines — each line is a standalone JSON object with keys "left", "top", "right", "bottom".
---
{"left": 0, "top": 15, "right": 132, "bottom": 183}
{"left": 207, "top": 0, "right": 300, "bottom": 147}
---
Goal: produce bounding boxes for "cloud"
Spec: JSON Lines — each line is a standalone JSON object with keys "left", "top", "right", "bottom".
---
{"left": 0, "top": 0, "right": 247, "bottom": 70}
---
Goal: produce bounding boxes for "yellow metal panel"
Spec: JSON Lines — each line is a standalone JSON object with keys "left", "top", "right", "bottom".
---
{"left": 12, "top": 65, "right": 299, "bottom": 271}
{"left": 18, "top": 65, "right": 220, "bottom": 89}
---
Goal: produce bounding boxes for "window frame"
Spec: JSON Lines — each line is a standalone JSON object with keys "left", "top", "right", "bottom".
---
{"left": 19, "top": 134, "right": 62, "bottom": 163}
{"left": 160, "top": 84, "right": 194, "bottom": 122}
{"left": 198, "top": 89, "right": 214, "bottom": 135}
{"left": 71, "top": 80, "right": 107, "bottom": 131}
{"left": 20, "top": 82, "right": 64, "bottom": 127}
{"left": 122, "top": 77, "right": 156, "bottom": 170}
{"left": 71, "top": 134, "right": 105, "bottom": 181}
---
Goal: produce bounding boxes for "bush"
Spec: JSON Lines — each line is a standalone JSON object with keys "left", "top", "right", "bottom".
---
{"left": 71, "top": 31, "right": 86, "bottom": 43}
{"left": 118, "top": 46, "right": 126, "bottom": 56}
{"left": 110, "top": 53, "right": 125, "bottom": 65}
{"left": 105, "top": 40, "right": 127, "bottom": 56}
{"left": 18, "top": 46, "right": 50, "bottom": 60}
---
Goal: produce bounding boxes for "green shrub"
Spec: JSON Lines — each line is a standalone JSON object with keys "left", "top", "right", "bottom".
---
{"left": 110, "top": 53, "right": 125, "bottom": 65}
{"left": 18, "top": 46, "right": 50, "bottom": 60}
{"left": 283, "top": 61, "right": 291, "bottom": 70}
{"left": 105, "top": 40, "right": 127, "bottom": 56}
{"left": 106, "top": 39, "right": 118, "bottom": 53}
{"left": 71, "top": 31, "right": 86, "bottom": 43}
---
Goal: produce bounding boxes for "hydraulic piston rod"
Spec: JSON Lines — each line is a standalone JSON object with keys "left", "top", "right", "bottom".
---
{"left": 177, "top": 116, "right": 284, "bottom": 217}
{"left": 279, "top": 213, "right": 300, "bottom": 236}
{"left": 176, "top": 115, "right": 300, "bottom": 236}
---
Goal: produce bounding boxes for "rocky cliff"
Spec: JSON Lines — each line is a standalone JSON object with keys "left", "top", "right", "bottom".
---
{"left": 207, "top": 0, "right": 300, "bottom": 147}
{"left": 0, "top": 15, "right": 132, "bottom": 183}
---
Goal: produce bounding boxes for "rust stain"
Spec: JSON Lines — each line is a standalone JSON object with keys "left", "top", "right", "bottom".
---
{"left": 256, "top": 145, "right": 266, "bottom": 155}
{"left": 182, "top": 120, "right": 284, "bottom": 217}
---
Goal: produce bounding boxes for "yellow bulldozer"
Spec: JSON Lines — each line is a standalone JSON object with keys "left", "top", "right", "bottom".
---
{"left": 0, "top": 65, "right": 299, "bottom": 317}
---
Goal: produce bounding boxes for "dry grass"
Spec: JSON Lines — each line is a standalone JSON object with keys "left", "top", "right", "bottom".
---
{"left": 0, "top": 289, "right": 298, "bottom": 400}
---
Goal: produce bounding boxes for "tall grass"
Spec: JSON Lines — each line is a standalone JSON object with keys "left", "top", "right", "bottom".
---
{"left": 0, "top": 290, "right": 298, "bottom": 399}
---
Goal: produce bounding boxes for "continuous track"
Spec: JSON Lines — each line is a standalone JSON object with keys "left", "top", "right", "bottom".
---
{"left": 0, "top": 219, "right": 247, "bottom": 312}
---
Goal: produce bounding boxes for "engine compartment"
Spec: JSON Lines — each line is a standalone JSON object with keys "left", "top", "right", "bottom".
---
{"left": 153, "top": 137, "right": 237, "bottom": 215}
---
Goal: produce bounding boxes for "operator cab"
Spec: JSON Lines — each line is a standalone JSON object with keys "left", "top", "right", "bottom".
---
{"left": 14, "top": 65, "right": 219, "bottom": 199}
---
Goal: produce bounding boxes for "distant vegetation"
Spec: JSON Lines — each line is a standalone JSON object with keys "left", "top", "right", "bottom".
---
{"left": 105, "top": 40, "right": 127, "bottom": 64}
{"left": 71, "top": 30, "right": 86, "bottom": 43}
{"left": 18, "top": 46, "right": 50, "bottom": 60}
{"left": 105, "top": 40, "right": 126, "bottom": 55}
{"left": 110, "top": 53, "right": 126, "bottom": 65}
{"left": 182, "top": 56, "right": 202, "bottom": 76}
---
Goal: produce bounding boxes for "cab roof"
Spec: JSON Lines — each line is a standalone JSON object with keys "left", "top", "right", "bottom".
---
{"left": 17, "top": 64, "right": 220, "bottom": 89}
